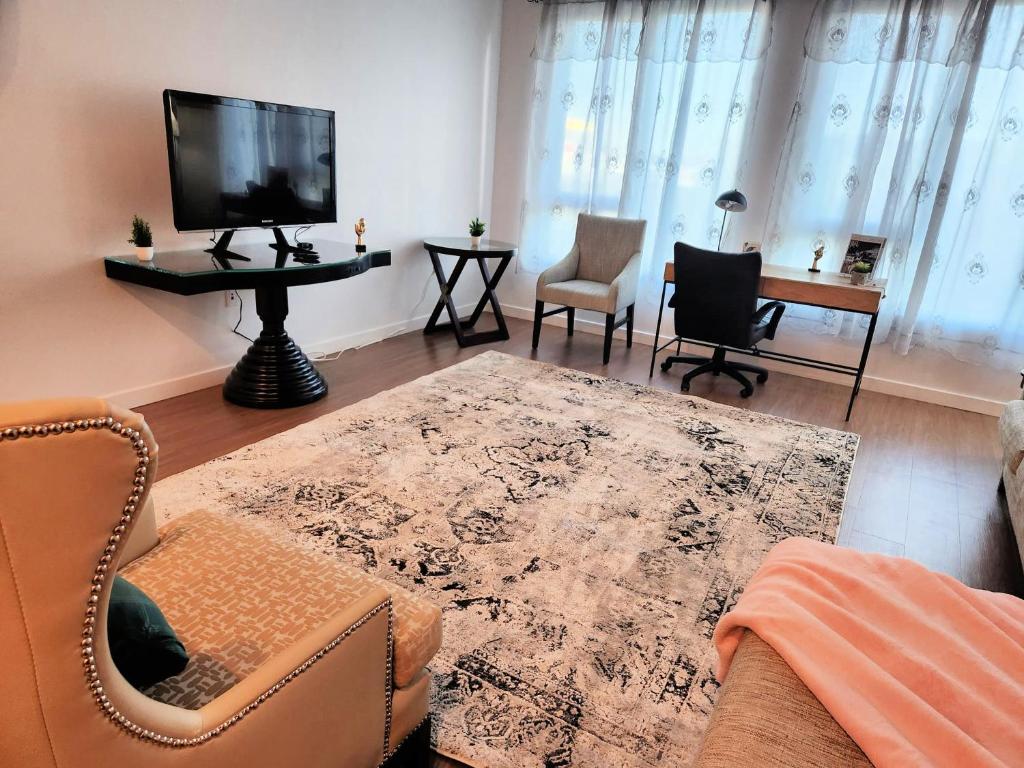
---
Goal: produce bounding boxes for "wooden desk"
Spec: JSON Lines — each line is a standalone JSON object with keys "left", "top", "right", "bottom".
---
{"left": 651, "top": 262, "right": 886, "bottom": 421}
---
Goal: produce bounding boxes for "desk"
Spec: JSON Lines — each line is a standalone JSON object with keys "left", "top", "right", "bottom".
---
{"left": 650, "top": 262, "right": 886, "bottom": 421}
{"left": 105, "top": 240, "right": 390, "bottom": 409}
{"left": 423, "top": 237, "right": 517, "bottom": 347}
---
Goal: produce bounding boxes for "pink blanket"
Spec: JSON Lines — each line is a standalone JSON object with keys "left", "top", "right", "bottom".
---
{"left": 713, "top": 538, "right": 1024, "bottom": 768}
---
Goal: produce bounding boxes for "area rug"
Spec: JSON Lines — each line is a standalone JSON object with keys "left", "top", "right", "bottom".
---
{"left": 153, "top": 351, "right": 859, "bottom": 767}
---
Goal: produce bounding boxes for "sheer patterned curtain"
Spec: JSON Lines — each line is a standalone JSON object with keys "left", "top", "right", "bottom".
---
{"left": 519, "top": 0, "right": 773, "bottom": 296}
{"left": 763, "top": 0, "right": 1024, "bottom": 368}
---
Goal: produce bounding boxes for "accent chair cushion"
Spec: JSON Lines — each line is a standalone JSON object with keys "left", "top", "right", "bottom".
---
{"left": 537, "top": 278, "right": 617, "bottom": 314}
{"left": 120, "top": 509, "right": 442, "bottom": 709}
{"left": 107, "top": 575, "right": 190, "bottom": 690}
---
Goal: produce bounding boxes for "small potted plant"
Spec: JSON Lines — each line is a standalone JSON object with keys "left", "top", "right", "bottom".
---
{"left": 128, "top": 215, "right": 154, "bottom": 262}
{"left": 849, "top": 260, "right": 872, "bottom": 285}
{"left": 469, "top": 217, "right": 486, "bottom": 248}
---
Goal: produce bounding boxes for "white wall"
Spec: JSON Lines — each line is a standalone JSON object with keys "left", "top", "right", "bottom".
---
{"left": 490, "top": 0, "right": 1020, "bottom": 415}
{"left": 0, "top": 0, "right": 502, "bottom": 406}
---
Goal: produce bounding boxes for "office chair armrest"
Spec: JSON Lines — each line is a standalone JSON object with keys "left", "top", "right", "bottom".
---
{"left": 753, "top": 301, "right": 786, "bottom": 340}
{"left": 537, "top": 243, "right": 580, "bottom": 287}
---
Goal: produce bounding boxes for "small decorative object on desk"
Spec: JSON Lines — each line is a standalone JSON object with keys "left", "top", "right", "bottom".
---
{"left": 809, "top": 245, "right": 824, "bottom": 273}
{"left": 128, "top": 214, "right": 154, "bottom": 262}
{"left": 741, "top": 241, "right": 761, "bottom": 254}
{"left": 840, "top": 233, "right": 885, "bottom": 275}
{"left": 469, "top": 217, "right": 486, "bottom": 248}
{"left": 354, "top": 217, "right": 367, "bottom": 253}
{"left": 849, "top": 260, "right": 873, "bottom": 285}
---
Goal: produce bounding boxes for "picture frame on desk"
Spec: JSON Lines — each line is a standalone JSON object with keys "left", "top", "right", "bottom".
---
{"left": 840, "top": 234, "right": 886, "bottom": 276}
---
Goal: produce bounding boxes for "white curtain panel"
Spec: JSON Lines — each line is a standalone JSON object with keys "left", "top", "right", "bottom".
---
{"left": 763, "top": 0, "right": 1024, "bottom": 367}
{"left": 519, "top": 0, "right": 773, "bottom": 299}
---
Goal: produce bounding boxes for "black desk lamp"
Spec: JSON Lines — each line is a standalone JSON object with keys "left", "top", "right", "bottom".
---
{"left": 715, "top": 189, "right": 748, "bottom": 251}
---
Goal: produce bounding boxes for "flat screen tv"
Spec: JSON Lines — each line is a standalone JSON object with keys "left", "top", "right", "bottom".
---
{"left": 163, "top": 90, "right": 336, "bottom": 234}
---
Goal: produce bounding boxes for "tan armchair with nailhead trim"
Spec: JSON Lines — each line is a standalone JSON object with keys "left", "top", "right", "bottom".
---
{"left": 0, "top": 398, "right": 440, "bottom": 768}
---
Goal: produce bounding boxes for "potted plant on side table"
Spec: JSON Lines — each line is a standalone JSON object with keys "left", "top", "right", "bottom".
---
{"left": 849, "top": 260, "right": 872, "bottom": 285}
{"left": 129, "top": 215, "right": 154, "bottom": 262}
{"left": 469, "top": 217, "right": 486, "bottom": 248}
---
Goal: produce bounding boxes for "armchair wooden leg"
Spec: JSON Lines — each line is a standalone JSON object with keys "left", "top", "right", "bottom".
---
{"left": 567, "top": 307, "right": 575, "bottom": 337}
{"left": 603, "top": 313, "right": 615, "bottom": 365}
{"left": 626, "top": 304, "right": 635, "bottom": 348}
{"left": 532, "top": 300, "right": 544, "bottom": 350}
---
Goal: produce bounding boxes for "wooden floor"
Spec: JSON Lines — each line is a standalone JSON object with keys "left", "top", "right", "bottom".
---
{"left": 138, "top": 316, "right": 1022, "bottom": 768}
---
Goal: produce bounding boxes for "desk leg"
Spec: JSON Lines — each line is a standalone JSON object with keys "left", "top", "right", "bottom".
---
{"left": 222, "top": 285, "right": 327, "bottom": 408}
{"left": 845, "top": 312, "right": 878, "bottom": 421}
{"left": 649, "top": 280, "right": 667, "bottom": 378}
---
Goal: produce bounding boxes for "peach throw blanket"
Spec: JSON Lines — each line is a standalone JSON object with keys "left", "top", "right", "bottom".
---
{"left": 714, "top": 538, "right": 1024, "bottom": 768}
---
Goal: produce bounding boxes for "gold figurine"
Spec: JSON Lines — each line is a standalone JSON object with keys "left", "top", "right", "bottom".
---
{"left": 808, "top": 245, "right": 824, "bottom": 273}
{"left": 354, "top": 217, "right": 367, "bottom": 252}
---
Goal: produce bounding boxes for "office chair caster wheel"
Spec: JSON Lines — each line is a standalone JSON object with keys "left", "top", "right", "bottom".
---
{"left": 660, "top": 361, "right": 672, "bottom": 373}
{"left": 756, "top": 372, "right": 768, "bottom": 383}
{"left": 681, "top": 381, "right": 691, "bottom": 392}
{"left": 740, "top": 388, "right": 754, "bottom": 398}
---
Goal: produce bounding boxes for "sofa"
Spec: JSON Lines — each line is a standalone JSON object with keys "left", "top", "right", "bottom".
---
{"left": 0, "top": 398, "right": 441, "bottom": 768}
{"left": 1000, "top": 394, "right": 1024, "bottom": 567}
{"left": 694, "top": 630, "right": 871, "bottom": 767}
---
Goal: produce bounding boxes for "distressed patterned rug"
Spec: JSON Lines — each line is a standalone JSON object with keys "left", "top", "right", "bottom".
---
{"left": 153, "top": 351, "right": 858, "bottom": 767}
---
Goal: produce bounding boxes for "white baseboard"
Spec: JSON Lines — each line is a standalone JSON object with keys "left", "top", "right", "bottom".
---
{"left": 104, "top": 303, "right": 477, "bottom": 408}
{"left": 499, "top": 303, "right": 1007, "bottom": 417}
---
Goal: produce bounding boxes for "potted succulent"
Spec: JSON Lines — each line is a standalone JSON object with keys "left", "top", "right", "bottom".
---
{"left": 128, "top": 215, "right": 154, "bottom": 262}
{"left": 849, "top": 260, "right": 873, "bottom": 285}
{"left": 469, "top": 217, "right": 486, "bottom": 248}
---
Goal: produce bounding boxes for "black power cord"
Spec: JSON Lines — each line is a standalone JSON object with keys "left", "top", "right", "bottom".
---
{"left": 209, "top": 250, "right": 254, "bottom": 343}
{"left": 231, "top": 291, "right": 254, "bottom": 343}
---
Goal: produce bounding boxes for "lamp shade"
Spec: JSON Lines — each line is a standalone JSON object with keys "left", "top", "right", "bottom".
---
{"left": 715, "top": 189, "right": 748, "bottom": 212}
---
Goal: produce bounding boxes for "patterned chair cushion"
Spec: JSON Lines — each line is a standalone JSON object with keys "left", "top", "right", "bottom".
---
{"left": 120, "top": 509, "right": 441, "bottom": 709}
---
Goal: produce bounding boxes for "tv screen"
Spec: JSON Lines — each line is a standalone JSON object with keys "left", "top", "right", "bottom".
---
{"left": 163, "top": 90, "right": 336, "bottom": 232}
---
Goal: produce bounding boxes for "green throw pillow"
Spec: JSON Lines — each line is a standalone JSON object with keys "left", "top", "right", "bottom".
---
{"left": 107, "top": 575, "right": 189, "bottom": 690}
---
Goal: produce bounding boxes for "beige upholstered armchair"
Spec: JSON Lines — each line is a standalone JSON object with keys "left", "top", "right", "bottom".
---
{"left": 0, "top": 398, "right": 440, "bottom": 768}
{"left": 533, "top": 213, "right": 647, "bottom": 364}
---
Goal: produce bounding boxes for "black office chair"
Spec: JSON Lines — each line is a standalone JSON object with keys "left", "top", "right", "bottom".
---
{"left": 660, "top": 242, "right": 786, "bottom": 397}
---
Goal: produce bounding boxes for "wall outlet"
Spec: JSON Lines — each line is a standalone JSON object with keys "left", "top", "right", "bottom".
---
{"left": 224, "top": 291, "right": 236, "bottom": 307}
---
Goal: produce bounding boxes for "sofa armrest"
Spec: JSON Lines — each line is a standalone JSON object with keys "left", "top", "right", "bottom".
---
{"left": 695, "top": 630, "right": 870, "bottom": 768}
{"left": 537, "top": 243, "right": 580, "bottom": 287}
{"left": 608, "top": 251, "right": 642, "bottom": 311}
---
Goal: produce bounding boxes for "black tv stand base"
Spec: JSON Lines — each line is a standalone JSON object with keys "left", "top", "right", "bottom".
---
{"left": 205, "top": 229, "right": 251, "bottom": 262}
{"left": 222, "top": 284, "right": 327, "bottom": 408}
{"left": 269, "top": 227, "right": 317, "bottom": 256}
{"left": 204, "top": 228, "right": 317, "bottom": 261}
